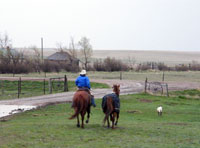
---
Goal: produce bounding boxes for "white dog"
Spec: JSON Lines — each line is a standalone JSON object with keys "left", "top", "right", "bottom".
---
{"left": 157, "top": 106, "right": 162, "bottom": 116}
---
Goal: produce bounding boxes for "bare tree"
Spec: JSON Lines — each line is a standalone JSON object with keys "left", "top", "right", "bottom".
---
{"left": 0, "top": 46, "right": 27, "bottom": 74}
{"left": 55, "top": 42, "right": 68, "bottom": 52}
{"left": 55, "top": 37, "right": 78, "bottom": 58}
{"left": 127, "top": 56, "right": 136, "bottom": 70}
{"left": 29, "top": 46, "right": 42, "bottom": 73}
{"left": 0, "top": 46, "right": 12, "bottom": 65}
{"left": 78, "top": 37, "right": 93, "bottom": 70}
{"left": 68, "top": 37, "right": 78, "bottom": 58}
{"left": 0, "top": 33, "right": 12, "bottom": 49}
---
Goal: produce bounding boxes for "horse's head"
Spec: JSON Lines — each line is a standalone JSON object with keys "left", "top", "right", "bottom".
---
{"left": 112, "top": 84, "right": 120, "bottom": 96}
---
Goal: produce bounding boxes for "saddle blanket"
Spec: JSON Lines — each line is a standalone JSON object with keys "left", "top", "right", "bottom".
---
{"left": 102, "top": 93, "right": 120, "bottom": 110}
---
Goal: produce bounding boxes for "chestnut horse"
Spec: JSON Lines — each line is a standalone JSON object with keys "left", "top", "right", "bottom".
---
{"left": 102, "top": 84, "right": 120, "bottom": 129}
{"left": 69, "top": 90, "right": 91, "bottom": 128}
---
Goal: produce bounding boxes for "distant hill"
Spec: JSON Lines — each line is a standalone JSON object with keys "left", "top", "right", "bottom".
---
{"left": 92, "top": 50, "right": 200, "bottom": 66}
{"left": 18, "top": 48, "right": 200, "bottom": 66}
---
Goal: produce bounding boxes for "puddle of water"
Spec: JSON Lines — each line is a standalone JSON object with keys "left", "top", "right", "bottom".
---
{"left": 0, "top": 105, "right": 36, "bottom": 118}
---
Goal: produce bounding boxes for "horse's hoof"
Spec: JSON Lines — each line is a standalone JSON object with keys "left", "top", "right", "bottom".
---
{"left": 86, "top": 120, "right": 89, "bottom": 124}
{"left": 112, "top": 126, "right": 116, "bottom": 129}
{"left": 77, "top": 124, "right": 80, "bottom": 128}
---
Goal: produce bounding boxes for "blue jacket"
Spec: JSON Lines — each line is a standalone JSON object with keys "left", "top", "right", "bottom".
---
{"left": 75, "top": 75, "right": 91, "bottom": 89}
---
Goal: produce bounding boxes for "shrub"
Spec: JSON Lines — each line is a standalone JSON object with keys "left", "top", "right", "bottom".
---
{"left": 93, "top": 59, "right": 105, "bottom": 71}
{"left": 175, "top": 64, "right": 189, "bottom": 71}
{"left": 93, "top": 57, "right": 129, "bottom": 71}
{"left": 41, "top": 61, "right": 53, "bottom": 73}
{"left": 157, "top": 63, "right": 169, "bottom": 71}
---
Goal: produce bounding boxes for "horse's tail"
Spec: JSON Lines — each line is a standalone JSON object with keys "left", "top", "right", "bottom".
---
{"left": 103, "top": 97, "right": 113, "bottom": 123}
{"left": 69, "top": 94, "right": 84, "bottom": 120}
{"left": 69, "top": 107, "right": 79, "bottom": 120}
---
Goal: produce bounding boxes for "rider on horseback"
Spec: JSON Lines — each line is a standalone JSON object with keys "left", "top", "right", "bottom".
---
{"left": 75, "top": 69, "right": 96, "bottom": 107}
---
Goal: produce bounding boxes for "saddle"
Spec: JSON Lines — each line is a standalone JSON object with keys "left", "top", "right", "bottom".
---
{"left": 77, "top": 87, "right": 90, "bottom": 94}
{"left": 71, "top": 88, "right": 92, "bottom": 108}
{"left": 77, "top": 87, "right": 93, "bottom": 102}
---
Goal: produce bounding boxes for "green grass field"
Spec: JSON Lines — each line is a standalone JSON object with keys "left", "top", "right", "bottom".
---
{"left": 0, "top": 92, "right": 200, "bottom": 148}
{"left": 0, "top": 80, "right": 109, "bottom": 100}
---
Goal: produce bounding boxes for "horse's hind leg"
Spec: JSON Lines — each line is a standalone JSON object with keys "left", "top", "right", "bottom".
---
{"left": 81, "top": 111, "right": 86, "bottom": 128}
{"left": 111, "top": 114, "right": 115, "bottom": 129}
{"left": 85, "top": 112, "right": 89, "bottom": 124}
{"left": 103, "top": 113, "right": 110, "bottom": 128}
{"left": 86, "top": 107, "right": 90, "bottom": 124}
{"left": 107, "top": 116, "right": 110, "bottom": 128}
{"left": 115, "top": 112, "right": 119, "bottom": 126}
{"left": 77, "top": 114, "right": 80, "bottom": 127}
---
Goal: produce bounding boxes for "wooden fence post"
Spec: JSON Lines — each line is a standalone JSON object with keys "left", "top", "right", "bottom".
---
{"left": 162, "top": 72, "right": 165, "bottom": 82}
{"left": 166, "top": 84, "right": 169, "bottom": 97}
{"left": 64, "top": 75, "right": 68, "bottom": 92}
{"left": 120, "top": 71, "right": 122, "bottom": 80}
{"left": 49, "top": 78, "right": 52, "bottom": 94}
{"left": 161, "top": 85, "right": 163, "bottom": 95}
{"left": 144, "top": 77, "right": 148, "bottom": 93}
{"left": 18, "top": 77, "right": 21, "bottom": 98}
{"left": 43, "top": 79, "right": 46, "bottom": 94}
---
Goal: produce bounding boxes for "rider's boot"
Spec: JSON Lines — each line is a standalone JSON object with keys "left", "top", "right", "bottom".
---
{"left": 91, "top": 95, "right": 96, "bottom": 107}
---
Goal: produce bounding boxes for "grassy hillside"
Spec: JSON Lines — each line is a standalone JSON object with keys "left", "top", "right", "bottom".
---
{"left": 0, "top": 92, "right": 200, "bottom": 148}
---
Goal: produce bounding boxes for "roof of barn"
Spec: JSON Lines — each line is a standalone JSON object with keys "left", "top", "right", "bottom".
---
{"left": 47, "top": 51, "right": 79, "bottom": 61}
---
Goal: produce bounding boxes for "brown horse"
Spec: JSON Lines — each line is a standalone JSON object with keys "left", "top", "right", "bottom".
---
{"left": 102, "top": 84, "right": 120, "bottom": 129}
{"left": 69, "top": 90, "right": 91, "bottom": 128}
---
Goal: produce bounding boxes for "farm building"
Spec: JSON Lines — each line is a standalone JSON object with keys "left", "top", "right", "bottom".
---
{"left": 46, "top": 51, "right": 79, "bottom": 66}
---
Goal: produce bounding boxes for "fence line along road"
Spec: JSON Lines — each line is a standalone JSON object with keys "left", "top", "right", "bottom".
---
{"left": 0, "top": 76, "right": 68, "bottom": 99}
{"left": 0, "top": 86, "right": 144, "bottom": 106}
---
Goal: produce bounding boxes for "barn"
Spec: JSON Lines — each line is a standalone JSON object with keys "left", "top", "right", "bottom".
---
{"left": 46, "top": 51, "right": 79, "bottom": 67}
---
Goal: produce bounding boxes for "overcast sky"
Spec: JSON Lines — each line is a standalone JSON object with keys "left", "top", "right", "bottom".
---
{"left": 0, "top": 0, "right": 200, "bottom": 50}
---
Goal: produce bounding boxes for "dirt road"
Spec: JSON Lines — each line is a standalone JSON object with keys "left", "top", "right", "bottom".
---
{"left": 0, "top": 78, "right": 199, "bottom": 106}
{"left": 0, "top": 79, "right": 143, "bottom": 106}
{"left": 0, "top": 79, "right": 143, "bottom": 118}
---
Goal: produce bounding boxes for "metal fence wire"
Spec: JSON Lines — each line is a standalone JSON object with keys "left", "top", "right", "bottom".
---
{"left": 0, "top": 80, "right": 18, "bottom": 99}
{"left": 0, "top": 75, "right": 68, "bottom": 100}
